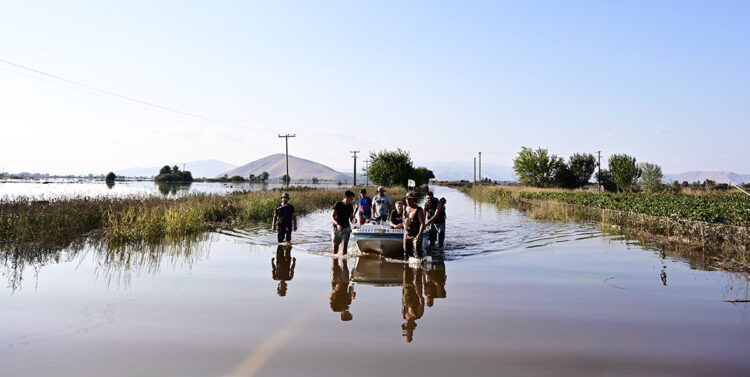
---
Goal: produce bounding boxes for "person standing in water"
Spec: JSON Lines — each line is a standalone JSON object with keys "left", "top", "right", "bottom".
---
{"left": 272, "top": 192, "right": 297, "bottom": 243}
{"left": 403, "top": 192, "right": 425, "bottom": 259}
{"left": 424, "top": 192, "right": 446, "bottom": 248}
{"left": 331, "top": 190, "right": 356, "bottom": 255}
{"left": 372, "top": 186, "right": 392, "bottom": 222}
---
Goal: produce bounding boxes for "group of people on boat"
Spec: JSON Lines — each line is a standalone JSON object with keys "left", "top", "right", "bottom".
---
{"left": 272, "top": 188, "right": 446, "bottom": 258}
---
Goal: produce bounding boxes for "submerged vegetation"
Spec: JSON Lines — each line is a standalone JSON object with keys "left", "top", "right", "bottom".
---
{"left": 464, "top": 184, "right": 750, "bottom": 267}
{"left": 0, "top": 186, "right": 406, "bottom": 249}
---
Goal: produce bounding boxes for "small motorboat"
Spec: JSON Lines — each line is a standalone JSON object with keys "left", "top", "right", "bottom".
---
{"left": 351, "top": 222, "right": 428, "bottom": 258}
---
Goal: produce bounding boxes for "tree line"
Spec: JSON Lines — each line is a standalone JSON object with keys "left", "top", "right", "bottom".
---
{"left": 512, "top": 147, "right": 669, "bottom": 192}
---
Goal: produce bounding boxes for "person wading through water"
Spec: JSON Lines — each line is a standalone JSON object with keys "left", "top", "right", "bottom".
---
{"left": 272, "top": 192, "right": 297, "bottom": 243}
{"left": 424, "top": 192, "right": 446, "bottom": 248}
{"left": 331, "top": 190, "right": 356, "bottom": 255}
{"left": 403, "top": 192, "right": 425, "bottom": 259}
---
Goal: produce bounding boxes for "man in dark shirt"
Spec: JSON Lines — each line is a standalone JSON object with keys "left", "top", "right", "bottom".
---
{"left": 389, "top": 201, "right": 404, "bottom": 229}
{"left": 272, "top": 193, "right": 297, "bottom": 243}
{"left": 331, "top": 190, "right": 356, "bottom": 255}
{"left": 424, "top": 192, "right": 446, "bottom": 248}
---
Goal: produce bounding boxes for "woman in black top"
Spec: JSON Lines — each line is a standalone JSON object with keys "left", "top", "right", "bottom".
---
{"left": 389, "top": 201, "right": 404, "bottom": 229}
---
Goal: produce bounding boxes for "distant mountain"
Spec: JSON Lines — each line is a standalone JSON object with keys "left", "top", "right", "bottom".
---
{"left": 663, "top": 171, "right": 750, "bottom": 184}
{"left": 420, "top": 161, "right": 515, "bottom": 182}
{"left": 116, "top": 159, "right": 237, "bottom": 178}
{"left": 220, "top": 154, "right": 352, "bottom": 181}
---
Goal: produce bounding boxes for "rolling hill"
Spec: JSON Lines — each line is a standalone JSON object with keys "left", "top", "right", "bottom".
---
{"left": 220, "top": 154, "right": 352, "bottom": 181}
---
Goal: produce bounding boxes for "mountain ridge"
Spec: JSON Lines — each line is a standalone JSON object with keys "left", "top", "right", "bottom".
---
{"left": 116, "top": 159, "right": 237, "bottom": 178}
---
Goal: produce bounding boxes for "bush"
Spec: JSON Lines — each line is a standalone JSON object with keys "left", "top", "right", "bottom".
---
{"left": 105, "top": 172, "right": 116, "bottom": 182}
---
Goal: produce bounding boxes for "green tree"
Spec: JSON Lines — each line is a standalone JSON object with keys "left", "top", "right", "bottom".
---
{"left": 568, "top": 153, "right": 597, "bottom": 188}
{"left": 159, "top": 165, "right": 172, "bottom": 175}
{"left": 608, "top": 154, "right": 640, "bottom": 192}
{"left": 367, "top": 149, "right": 415, "bottom": 187}
{"left": 172, "top": 165, "right": 180, "bottom": 174}
{"left": 704, "top": 179, "right": 716, "bottom": 190}
{"left": 311, "top": 177, "right": 320, "bottom": 184}
{"left": 671, "top": 180, "right": 682, "bottom": 193}
{"left": 596, "top": 169, "right": 617, "bottom": 192}
{"left": 513, "top": 147, "right": 560, "bottom": 187}
{"left": 105, "top": 172, "right": 116, "bottom": 182}
{"left": 260, "top": 171, "right": 269, "bottom": 182}
{"left": 281, "top": 174, "right": 290, "bottom": 184}
{"left": 412, "top": 166, "right": 435, "bottom": 187}
{"left": 638, "top": 162, "right": 663, "bottom": 193}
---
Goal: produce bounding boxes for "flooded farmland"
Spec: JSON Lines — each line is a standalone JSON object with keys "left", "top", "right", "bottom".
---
{"left": 1, "top": 185, "right": 749, "bottom": 377}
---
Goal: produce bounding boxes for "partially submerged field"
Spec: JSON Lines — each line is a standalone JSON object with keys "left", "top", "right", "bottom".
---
{"left": 0, "top": 186, "right": 406, "bottom": 248}
{"left": 464, "top": 184, "right": 750, "bottom": 269}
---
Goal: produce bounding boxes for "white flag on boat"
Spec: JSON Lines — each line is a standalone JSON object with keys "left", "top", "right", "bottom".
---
{"left": 407, "top": 179, "right": 415, "bottom": 188}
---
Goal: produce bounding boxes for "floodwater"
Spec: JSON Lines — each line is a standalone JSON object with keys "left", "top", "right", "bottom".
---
{"left": 0, "top": 179, "right": 341, "bottom": 200}
{"left": 1, "top": 186, "right": 749, "bottom": 376}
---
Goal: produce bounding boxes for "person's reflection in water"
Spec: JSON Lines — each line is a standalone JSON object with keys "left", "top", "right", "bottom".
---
{"left": 271, "top": 244, "right": 296, "bottom": 297}
{"left": 424, "top": 260, "right": 447, "bottom": 308}
{"left": 402, "top": 266, "right": 425, "bottom": 343}
{"left": 329, "top": 258, "right": 355, "bottom": 321}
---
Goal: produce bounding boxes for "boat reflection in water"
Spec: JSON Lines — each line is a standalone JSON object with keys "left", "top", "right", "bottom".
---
{"left": 351, "top": 255, "right": 447, "bottom": 342}
{"left": 271, "top": 244, "right": 296, "bottom": 297}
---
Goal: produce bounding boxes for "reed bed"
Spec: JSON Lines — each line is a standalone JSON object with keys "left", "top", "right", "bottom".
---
{"left": 0, "top": 186, "right": 406, "bottom": 247}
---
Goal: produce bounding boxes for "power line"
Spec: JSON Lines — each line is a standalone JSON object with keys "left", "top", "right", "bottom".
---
{"left": 0, "top": 58, "right": 266, "bottom": 134}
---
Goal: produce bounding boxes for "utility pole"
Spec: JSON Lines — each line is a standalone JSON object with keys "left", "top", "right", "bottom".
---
{"left": 278, "top": 134, "right": 296, "bottom": 186}
{"left": 350, "top": 150, "right": 359, "bottom": 186}
{"left": 478, "top": 152, "right": 482, "bottom": 183}
{"left": 597, "top": 150, "right": 601, "bottom": 192}
{"left": 364, "top": 159, "right": 370, "bottom": 186}
{"left": 474, "top": 157, "right": 476, "bottom": 183}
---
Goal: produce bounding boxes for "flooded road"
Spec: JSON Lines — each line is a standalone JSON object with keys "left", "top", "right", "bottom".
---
{"left": 1, "top": 186, "right": 749, "bottom": 376}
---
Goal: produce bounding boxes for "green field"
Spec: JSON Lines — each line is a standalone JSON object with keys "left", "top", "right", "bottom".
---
{"left": 519, "top": 191, "right": 750, "bottom": 226}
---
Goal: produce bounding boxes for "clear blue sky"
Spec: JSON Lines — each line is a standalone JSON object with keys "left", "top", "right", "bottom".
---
{"left": 1, "top": 0, "right": 748, "bottom": 174}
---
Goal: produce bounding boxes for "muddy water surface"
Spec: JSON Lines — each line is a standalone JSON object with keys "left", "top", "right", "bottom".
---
{"left": 1, "top": 186, "right": 749, "bottom": 376}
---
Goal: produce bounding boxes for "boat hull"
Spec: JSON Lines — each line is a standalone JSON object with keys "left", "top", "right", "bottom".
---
{"left": 353, "top": 233, "right": 405, "bottom": 258}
